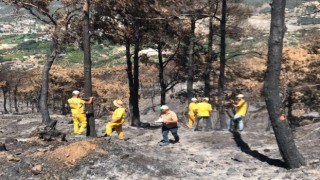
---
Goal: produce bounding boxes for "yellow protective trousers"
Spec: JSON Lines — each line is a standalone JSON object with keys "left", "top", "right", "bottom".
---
{"left": 106, "top": 122, "right": 124, "bottom": 140}
{"left": 188, "top": 112, "right": 196, "bottom": 128}
{"left": 72, "top": 113, "right": 87, "bottom": 135}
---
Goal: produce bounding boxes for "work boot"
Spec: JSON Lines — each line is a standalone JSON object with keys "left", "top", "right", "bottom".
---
{"left": 169, "top": 139, "right": 179, "bottom": 144}
{"left": 104, "top": 136, "right": 111, "bottom": 142}
{"left": 159, "top": 142, "right": 170, "bottom": 146}
{"left": 74, "top": 134, "right": 86, "bottom": 138}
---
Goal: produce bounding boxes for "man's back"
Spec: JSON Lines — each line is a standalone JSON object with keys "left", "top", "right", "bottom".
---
{"left": 197, "top": 102, "right": 212, "bottom": 117}
{"left": 112, "top": 107, "right": 126, "bottom": 124}
{"left": 67, "top": 97, "right": 85, "bottom": 115}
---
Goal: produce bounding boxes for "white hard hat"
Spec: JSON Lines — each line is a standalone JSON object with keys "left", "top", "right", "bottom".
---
{"left": 237, "top": 94, "right": 244, "bottom": 98}
{"left": 203, "top": 97, "right": 209, "bottom": 101}
{"left": 72, "top": 90, "right": 80, "bottom": 95}
{"left": 160, "top": 105, "right": 169, "bottom": 110}
{"left": 191, "top": 98, "right": 197, "bottom": 101}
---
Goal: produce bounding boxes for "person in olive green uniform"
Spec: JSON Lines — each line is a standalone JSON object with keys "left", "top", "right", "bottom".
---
{"left": 105, "top": 100, "right": 126, "bottom": 140}
{"left": 67, "top": 90, "right": 93, "bottom": 135}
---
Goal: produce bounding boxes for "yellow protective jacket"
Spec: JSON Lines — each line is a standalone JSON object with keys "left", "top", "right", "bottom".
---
{"left": 112, "top": 107, "right": 126, "bottom": 124}
{"left": 196, "top": 102, "right": 212, "bottom": 117}
{"left": 67, "top": 97, "right": 86, "bottom": 115}
{"left": 188, "top": 102, "right": 198, "bottom": 114}
{"left": 235, "top": 99, "right": 248, "bottom": 117}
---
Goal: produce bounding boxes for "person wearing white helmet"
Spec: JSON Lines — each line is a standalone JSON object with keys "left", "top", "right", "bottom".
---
{"left": 158, "top": 105, "right": 179, "bottom": 146}
{"left": 67, "top": 90, "right": 93, "bottom": 135}
{"left": 227, "top": 94, "right": 248, "bottom": 131}
{"left": 188, "top": 98, "right": 198, "bottom": 128}
{"left": 194, "top": 97, "right": 213, "bottom": 131}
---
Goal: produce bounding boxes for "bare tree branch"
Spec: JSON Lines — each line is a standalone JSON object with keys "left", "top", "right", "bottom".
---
{"left": 27, "top": 8, "right": 51, "bottom": 24}
{"left": 20, "top": 2, "right": 57, "bottom": 26}
{"left": 164, "top": 39, "right": 181, "bottom": 67}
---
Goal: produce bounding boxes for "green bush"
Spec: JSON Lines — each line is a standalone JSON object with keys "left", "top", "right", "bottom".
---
{"left": 1, "top": 34, "right": 38, "bottom": 44}
{"left": 16, "top": 40, "right": 39, "bottom": 50}
{"left": 0, "top": 56, "right": 12, "bottom": 63}
{"left": 298, "top": 17, "right": 320, "bottom": 25}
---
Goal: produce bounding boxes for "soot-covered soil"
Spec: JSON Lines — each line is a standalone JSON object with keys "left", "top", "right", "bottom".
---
{"left": 0, "top": 108, "right": 319, "bottom": 180}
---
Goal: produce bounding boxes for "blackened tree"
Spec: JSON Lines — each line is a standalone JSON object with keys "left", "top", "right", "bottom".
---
{"left": 264, "top": 0, "right": 306, "bottom": 169}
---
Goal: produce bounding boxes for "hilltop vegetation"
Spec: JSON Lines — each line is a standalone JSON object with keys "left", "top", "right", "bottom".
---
{"left": 0, "top": 0, "right": 319, "bottom": 111}
{"left": 0, "top": 0, "right": 319, "bottom": 179}
{"left": 0, "top": 34, "right": 127, "bottom": 67}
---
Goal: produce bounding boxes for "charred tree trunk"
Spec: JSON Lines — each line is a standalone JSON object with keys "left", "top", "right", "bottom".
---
{"left": 83, "top": 0, "right": 96, "bottom": 137}
{"left": 27, "top": 99, "right": 29, "bottom": 113}
{"left": 61, "top": 91, "right": 67, "bottom": 115}
{"left": 125, "top": 38, "right": 135, "bottom": 126}
{"left": 9, "top": 91, "right": 12, "bottom": 113}
{"left": 2, "top": 88, "right": 8, "bottom": 114}
{"left": 204, "top": 15, "right": 214, "bottom": 97}
{"left": 217, "top": 0, "right": 227, "bottom": 129}
{"left": 51, "top": 93, "right": 54, "bottom": 112}
{"left": 34, "top": 120, "right": 66, "bottom": 142}
{"left": 158, "top": 42, "right": 166, "bottom": 105}
{"left": 187, "top": 17, "right": 196, "bottom": 103}
{"left": 39, "top": 38, "right": 59, "bottom": 125}
{"left": 13, "top": 84, "right": 19, "bottom": 113}
{"left": 264, "top": 0, "right": 305, "bottom": 169}
{"left": 131, "top": 28, "right": 141, "bottom": 126}
{"left": 32, "top": 97, "right": 36, "bottom": 113}
{"left": 31, "top": 98, "right": 34, "bottom": 113}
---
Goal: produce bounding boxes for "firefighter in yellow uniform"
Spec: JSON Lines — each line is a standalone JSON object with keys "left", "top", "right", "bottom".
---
{"left": 188, "top": 98, "right": 198, "bottom": 128}
{"left": 67, "top": 90, "right": 93, "bottom": 135}
{"left": 227, "top": 94, "right": 248, "bottom": 131}
{"left": 105, "top": 100, "right": 126, "bottom": 140}
{"left": 194, "top": 97, "right": 212, "bottom": 131}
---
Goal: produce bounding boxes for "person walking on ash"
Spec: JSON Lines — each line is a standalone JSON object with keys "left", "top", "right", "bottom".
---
{"left": 158, "top": 105, "right": 180, "bottom": 146}
{"left": 67, "top": 90, "right": 93, "bottom": 135}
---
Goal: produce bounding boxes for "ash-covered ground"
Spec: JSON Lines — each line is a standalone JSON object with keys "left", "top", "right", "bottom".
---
{"left": 0, "top": 102, "right": 319, "bottom": 180}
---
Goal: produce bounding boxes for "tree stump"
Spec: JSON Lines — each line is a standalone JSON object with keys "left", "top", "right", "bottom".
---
{"left": 32, "top": 120, "right": 67, "bottom": 142}
{"left": 0, "top": 143, "right": 8, "bottom": 151}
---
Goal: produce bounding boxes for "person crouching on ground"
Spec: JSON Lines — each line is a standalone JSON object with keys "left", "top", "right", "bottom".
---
{"left": 159, "top": 105, "right": 180, "bottom": 146}
{"left": 67, "top": 90, "right": 93, "bottom": 135}
{"left": 104, "top": 100, "right": 126, "bottom": 140}
{"left": 227, "top": 94, "right": 248, "bottom": 131}
{"left": 188, "top": 98, "right": 198, "bottom": 129}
